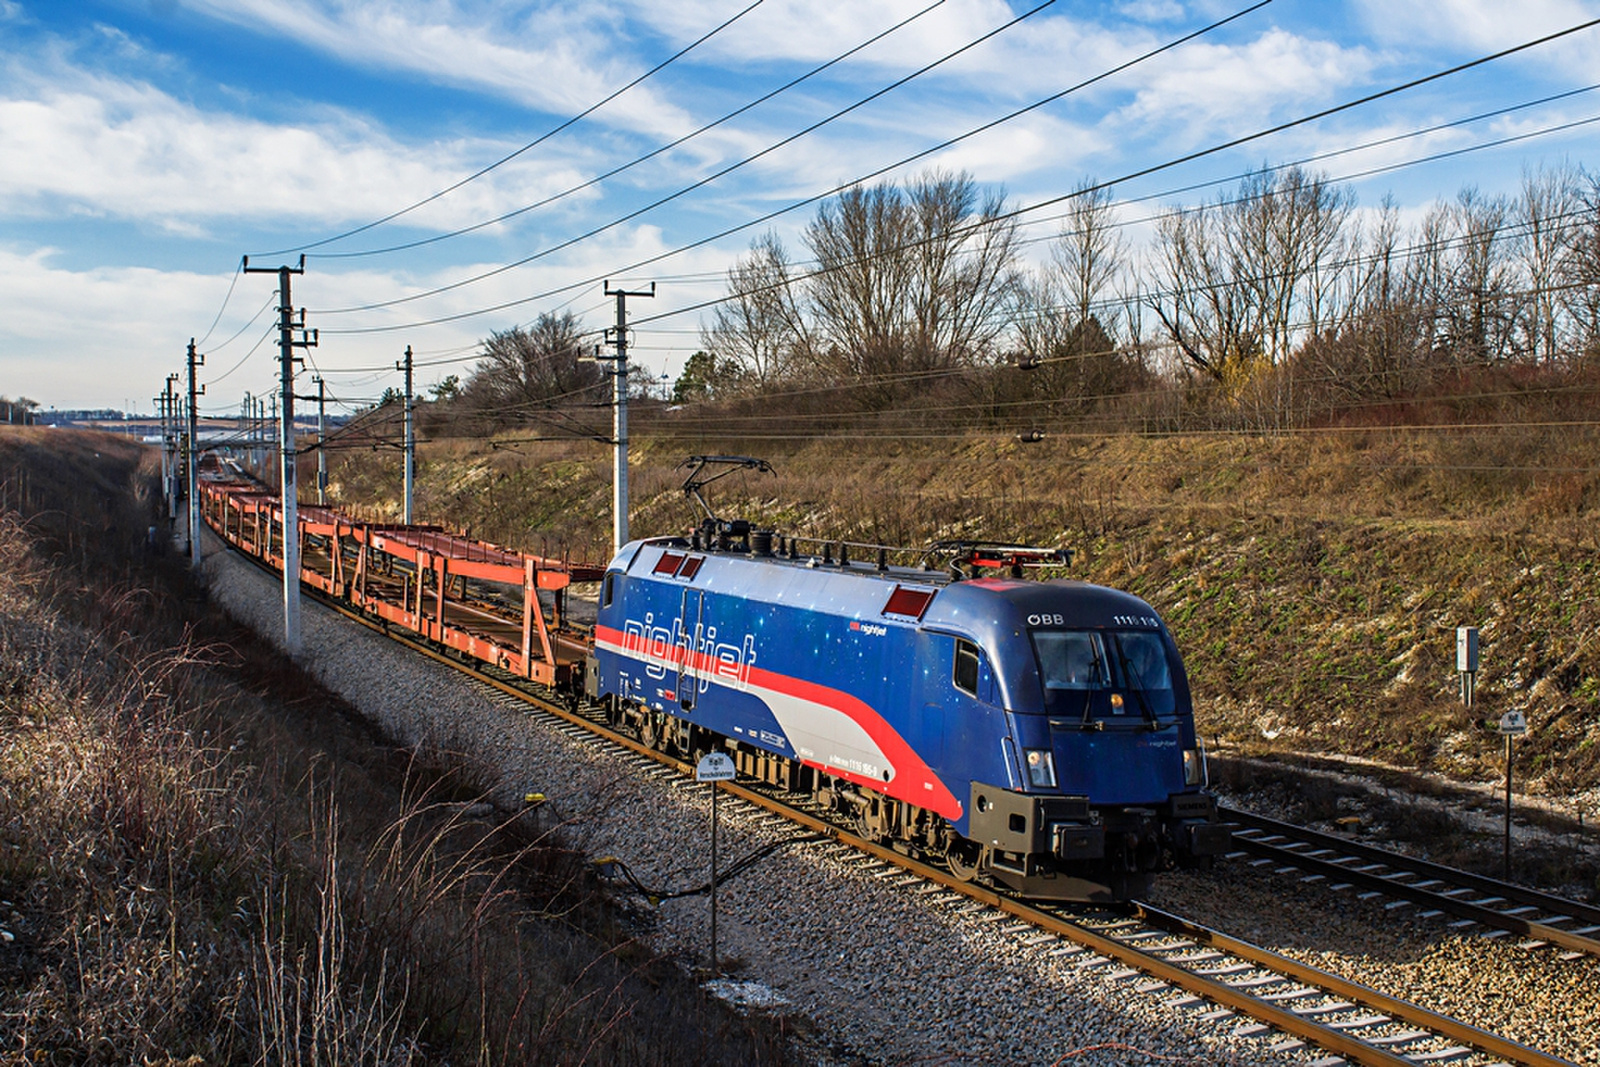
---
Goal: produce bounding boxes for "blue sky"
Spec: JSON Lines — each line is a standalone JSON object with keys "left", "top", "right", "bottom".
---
{"left": 2, "top": 0, "right": 1598, "bottom": 416}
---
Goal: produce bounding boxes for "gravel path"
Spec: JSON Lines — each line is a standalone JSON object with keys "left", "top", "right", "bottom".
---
{"left": 198, "top": 521, "right": 1587, "bottom": 1067}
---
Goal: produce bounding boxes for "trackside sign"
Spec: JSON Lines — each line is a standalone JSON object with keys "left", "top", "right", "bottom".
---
{"left": 696, "top": 752, "right": 736, "bottom": 782}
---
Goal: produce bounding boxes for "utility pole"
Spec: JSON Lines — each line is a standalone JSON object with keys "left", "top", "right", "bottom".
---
{"left": 398, "top": 345, "right": 414, "bottom": 524}
{"left": 154, "top": 390, "right": 167, "bottom": 517}
{"left": 166, "top": 374, "right": 180, "bottom": 519}
{"left": 156, "top": 378, "right": 172, "bottom": 519}
{"left": 244, "top": 255, "right": 316, "bottom": 656}
{"left": 314, "top": 374, "right": 327, "bottom": 506}
{"left": 268, "top": 394, "right": 279, "bottom": 490}
{"left": 185, "top": 339, "right": 204, "bottom": 574}
{"left": 596, "top": 281, "right": 654, "bottom": 554}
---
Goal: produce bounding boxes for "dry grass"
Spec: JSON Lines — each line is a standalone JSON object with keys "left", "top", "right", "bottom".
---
{"left": 0, "top": 427, "right": 800, "bottom": 1065}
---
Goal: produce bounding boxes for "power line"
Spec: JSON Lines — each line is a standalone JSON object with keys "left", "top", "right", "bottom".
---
{"left": 318, "top": 13, "right": 1597, "bottom": 338}
{"left": 311, "top": 0, "right": 952, "bottom": 261}
{"left": 193, "top": 261, "right": 244, "bottom": 348}
{"left": 248, "top": 0, "right": 771, "bottom": 259}
{"left": 314, "top": 0, "right": 1077, "bottom": 317}
{"left": 628, "top": 17, "right": 1600, "bottom": 334}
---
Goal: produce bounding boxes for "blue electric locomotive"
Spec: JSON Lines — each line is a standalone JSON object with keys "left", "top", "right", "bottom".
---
{"left": 588, "top": 526, "right": 1229, "bottom": 900}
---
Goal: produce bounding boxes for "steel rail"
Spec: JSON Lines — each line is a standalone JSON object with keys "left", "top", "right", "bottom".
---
{"left": 469, "top": 648, "right": 1577, "bottom": 1066}
{"left": 206, "top": 531, "right": 1577, "bottom": 1067}
{"left": 1125, "top": 903, "right": 1576, "bottom": 1067}
{"left": 1224, "top": 808, "right": 1600, "bottom": 958}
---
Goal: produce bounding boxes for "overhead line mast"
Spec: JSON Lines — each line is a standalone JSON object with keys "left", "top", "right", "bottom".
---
{"left": 243, "top": 254, "right": 317, "bottom": 655}
{"left": 186, "top": 340, "right": 204, "bottom": 573}
{"left": 595, "top": 281, "right": 654, "bottom": 554}
{"left": 398, "top": 344, "right": 415, "bottom": 524}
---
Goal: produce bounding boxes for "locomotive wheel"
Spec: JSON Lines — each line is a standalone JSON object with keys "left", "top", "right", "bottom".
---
{"left": 639, "top": 712, "right": 662, "bottom": 751}
{"left": 853, "top": 804, "right": 880, "bottom": 843}
{"left": 945, "top": 839, "right": 984, "bottom": 882}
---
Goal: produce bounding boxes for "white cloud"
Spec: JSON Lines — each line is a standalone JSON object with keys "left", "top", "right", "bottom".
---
{"left": 173, "top": 0, "right": 699, "bottom": 139}
{"left": 0, "top": 227, "right": 732, "bottom": 410}
{"left": 0, "top": 58, "right": 599, "bottom": 234}
{"left": 1352, "top": 0, "right": 1600, "bottom": 78}
{"left": 640, "top": 0, "right": 1017, "bottom": 69}
{"left": 1120, "top": 0, "right": 1186, "bottom": 21}
{"left": 1117, "top": 29, "right": 1377, "bottom": 144}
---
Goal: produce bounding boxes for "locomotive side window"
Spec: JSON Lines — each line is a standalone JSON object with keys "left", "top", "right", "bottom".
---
{"left": 602, "top": 573, "right": 616, "bottom": 608}
{"left": 953, "top": 639, "right": 980, "bottom": 697}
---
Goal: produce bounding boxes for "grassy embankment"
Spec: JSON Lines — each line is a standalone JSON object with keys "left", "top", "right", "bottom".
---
{"left": 320, "top": 424, "right": 1600, "bottom": 817}
{"left": 0, "top": 426, "right": 799, "bottom": 1064}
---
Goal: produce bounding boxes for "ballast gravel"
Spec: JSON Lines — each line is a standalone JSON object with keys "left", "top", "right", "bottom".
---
{"left": 197, "top": 523, "right": 1586, "bottom": 1066}
{"left": 1148, "top": 860, "right": 1600, "bottom": 1065}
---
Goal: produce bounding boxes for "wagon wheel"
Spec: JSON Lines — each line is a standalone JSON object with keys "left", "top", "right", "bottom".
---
{"left": 945, "top": 838, "right": 984, "bottom": 882}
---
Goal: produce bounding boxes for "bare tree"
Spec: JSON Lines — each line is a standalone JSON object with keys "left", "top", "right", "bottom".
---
{"left": 801, "top": 170, "right": 1021, "bottom": 398}
{"left": 1054, "top": 181, "right": 1127, "bottom": 338}
{"left": 700, "top": 231, "right": 810, "bottom": 389}
{"left": 1149, "top": 196, "right": 1258, "bottom": 390}
{"left": 1515, "top": 163, "right": 1583, "bottom": 363}
{"left": 1292, "top": 196, "right": 1443, "bottom": 421}
{"left": 1009, "top": 181, "right": 1142, "bottom": 411}
{"left": 465, "top": 310, "right": 601, "bottom": 425}
{"left": 1149, "top": 167, "right": 1354, "bottom": 394}
{"left": 1565, "top": 168, "right": 1600, "bottom": 359}
{"left": 1439, "top": 187, "right": 1516, "bottom": 364}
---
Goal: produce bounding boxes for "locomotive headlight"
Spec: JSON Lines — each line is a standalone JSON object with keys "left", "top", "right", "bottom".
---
{"left": 1183, "top": 747, "right": 1205, "bottom": 786}
{"left": 1024, "top": 748, "right": 1057, "bottom": 789}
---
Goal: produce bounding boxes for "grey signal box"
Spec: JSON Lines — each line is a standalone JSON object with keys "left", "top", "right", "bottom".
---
{"left": 1456, "top": 626, "right": 1479, "bottom": 673}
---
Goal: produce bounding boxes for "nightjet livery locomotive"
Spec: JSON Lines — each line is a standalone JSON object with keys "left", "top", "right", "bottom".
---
{"left": 590, "top": 525, "right": 1230, "bottom": 901}
{"left": 199, "top": 454, "right": 1226, "bottom": 902}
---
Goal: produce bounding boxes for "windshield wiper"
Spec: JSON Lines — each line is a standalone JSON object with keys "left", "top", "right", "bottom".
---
{"left": 1109, "top": 641, "right": 1162, "bottom": 728}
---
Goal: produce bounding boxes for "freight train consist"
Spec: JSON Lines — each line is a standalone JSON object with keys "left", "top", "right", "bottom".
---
{"left": 199, "top": 461, "right": 1228, "bottom": 900}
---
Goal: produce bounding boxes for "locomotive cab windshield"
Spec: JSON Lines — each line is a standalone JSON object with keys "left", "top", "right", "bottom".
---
{"left": 1032, "top": 628, "right": 1178, "bottom": 727}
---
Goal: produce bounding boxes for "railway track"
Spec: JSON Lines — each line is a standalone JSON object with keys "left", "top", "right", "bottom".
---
{"left": 1223, "top": 808, "right": 1600, "bottom": 961}
{"left": 210, "top": 532, "right": 1582, "bottom": 1066}
{"left": 311, "top": 599, "right": 1576, "bottom": 1065}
